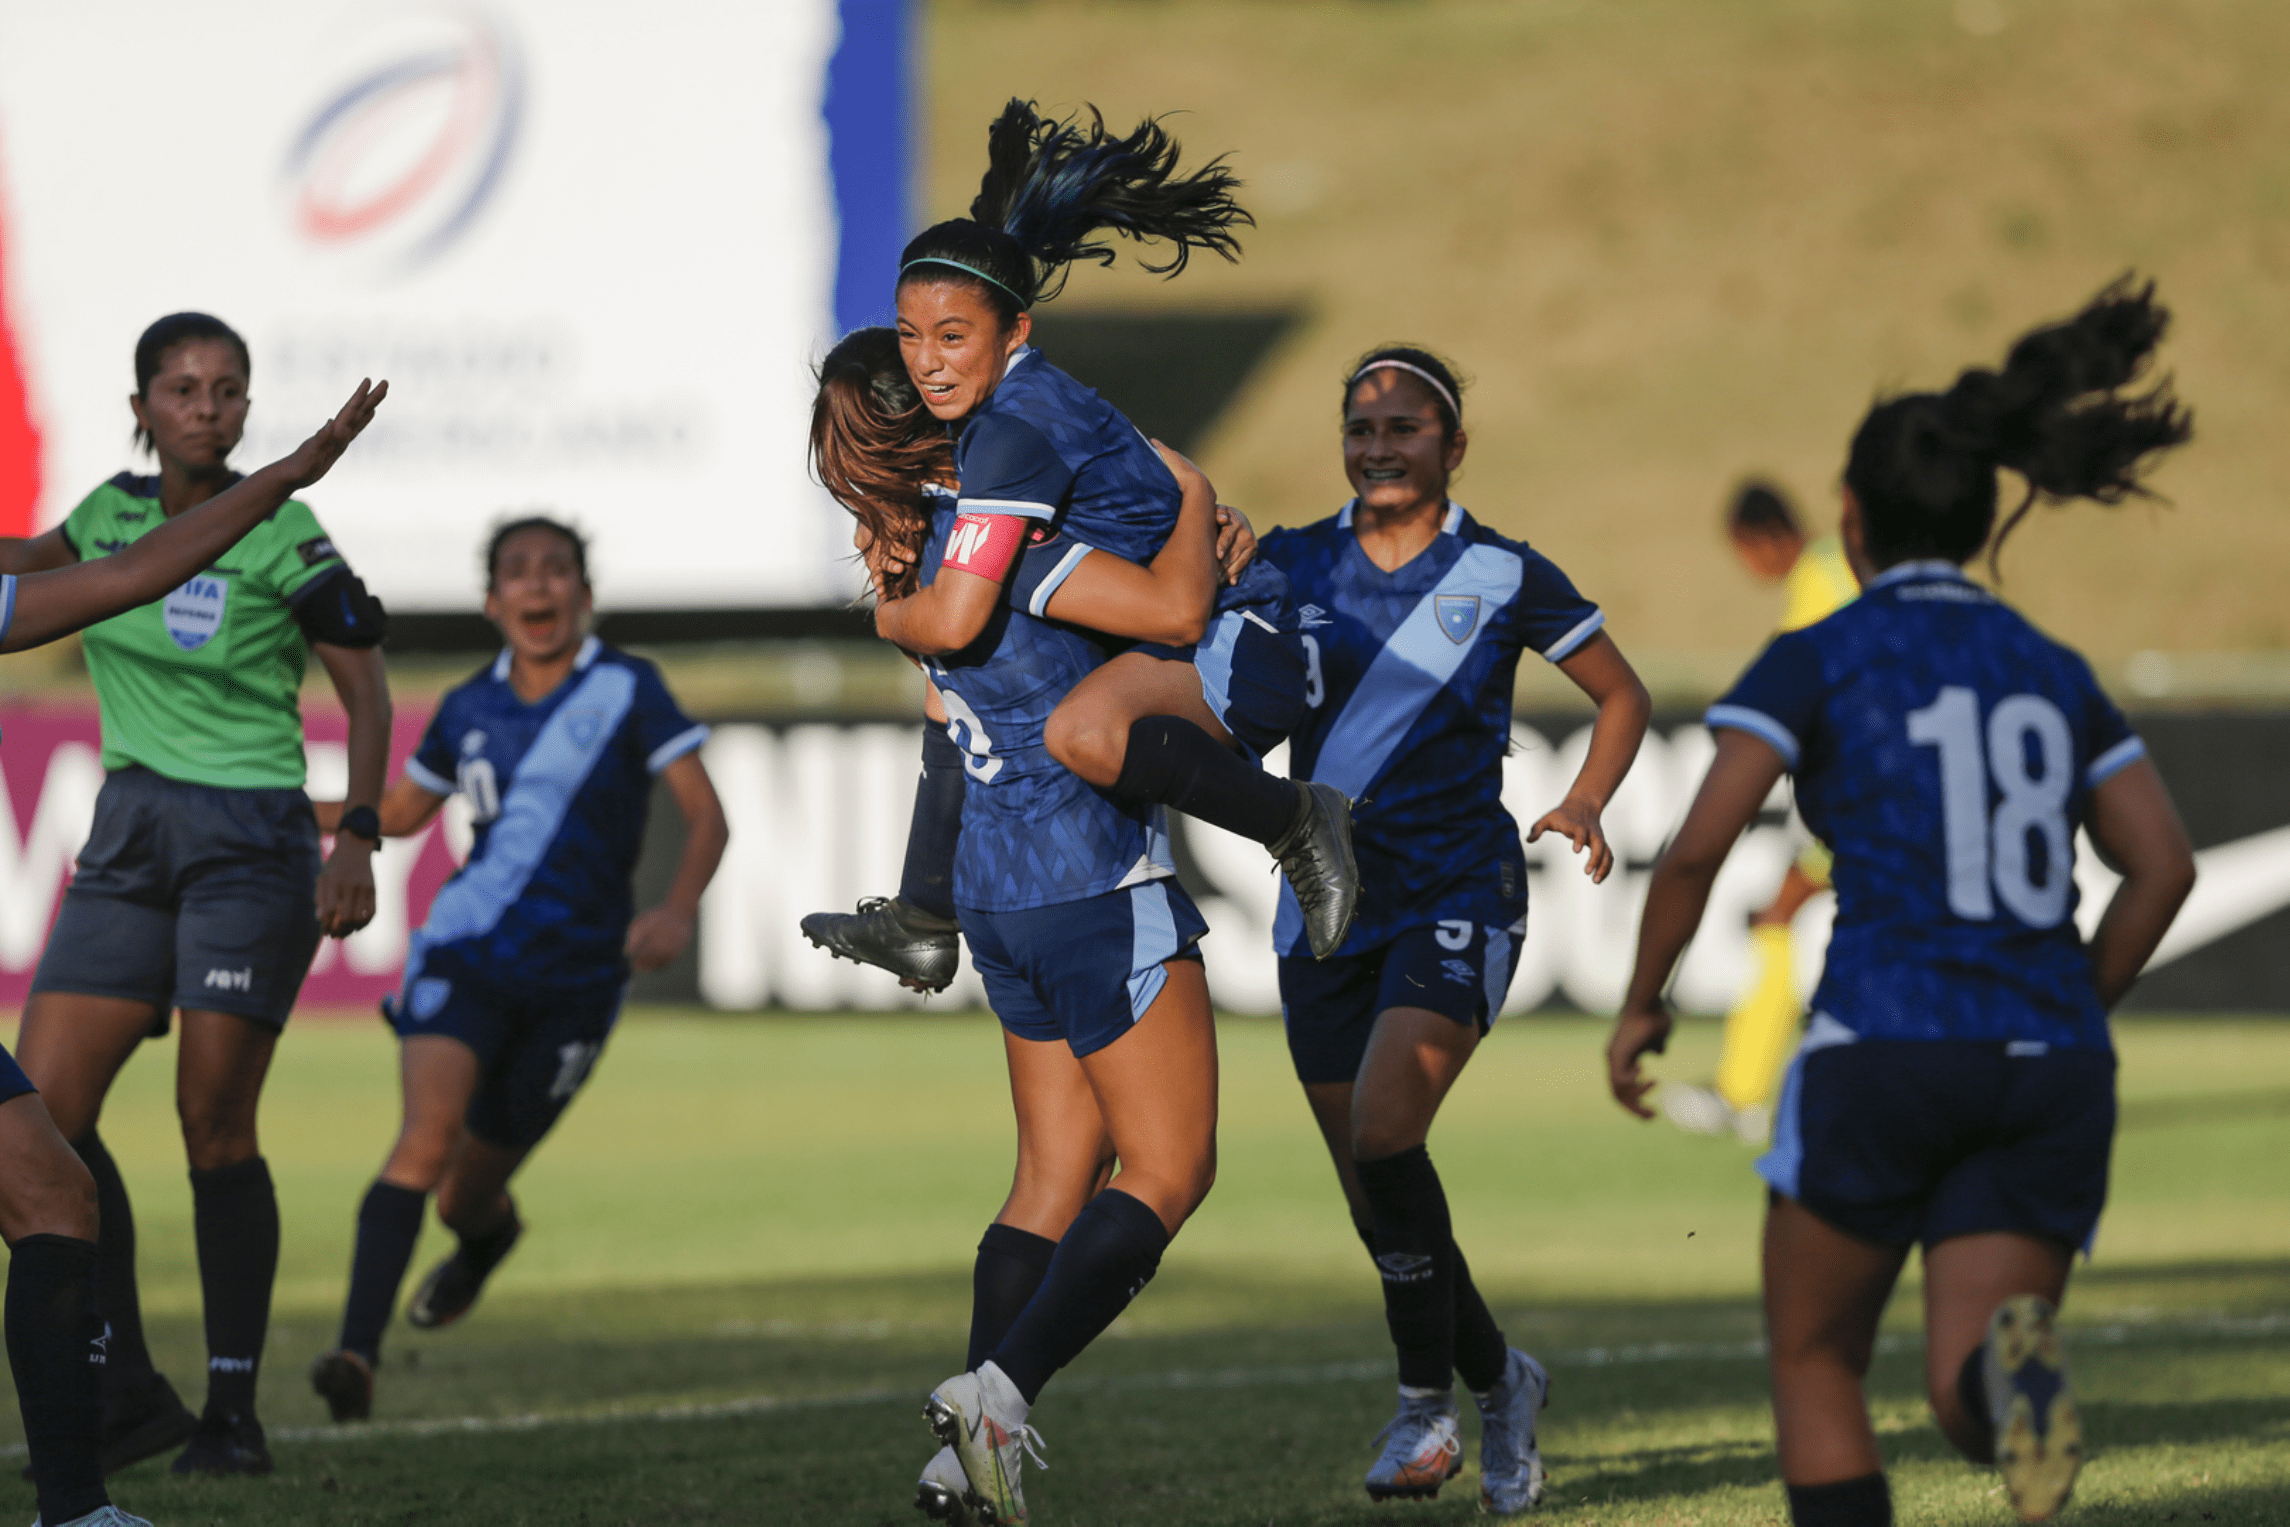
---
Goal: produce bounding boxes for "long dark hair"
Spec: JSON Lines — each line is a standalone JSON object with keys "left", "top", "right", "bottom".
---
{"left": 133, "top": 311, "right": 250, "bottom": 453}
{"left": 1845, "top": 276, "right": 2193, "bottom": 577}
{"left": 811, "top": 327, "right": 952, "bottom": 600}
{"left": 897, "top": 99, "right": 1251, "bottom": 326}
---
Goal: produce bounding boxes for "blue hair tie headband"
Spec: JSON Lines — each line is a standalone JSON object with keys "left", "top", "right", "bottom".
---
{"left": 900, "top": 256, "right": 1027, "bottom": 305}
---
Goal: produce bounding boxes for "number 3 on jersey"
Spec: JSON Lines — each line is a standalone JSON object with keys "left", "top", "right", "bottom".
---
{"left": 1907, "top": 685, "right": 2073, "bottom": 928}
{"left": 936, "top": 686, "right": 1004, "bottom": 783}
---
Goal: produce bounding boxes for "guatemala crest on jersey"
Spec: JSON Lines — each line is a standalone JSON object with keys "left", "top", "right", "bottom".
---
{"left": 1434, "top": 593, "right": 1481, "bottom": 644}
{"left": 163, "top": 576, "right": 229, "bottom": 651}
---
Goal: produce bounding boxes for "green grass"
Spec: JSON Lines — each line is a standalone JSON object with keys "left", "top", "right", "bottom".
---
{"left": 5, "top": 1011, "right": 2286, "bottom": 1524}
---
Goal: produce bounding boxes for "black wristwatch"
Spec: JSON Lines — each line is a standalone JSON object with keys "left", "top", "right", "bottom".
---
{"left": 339, "top": 804, "right": 383, "bottom": 848}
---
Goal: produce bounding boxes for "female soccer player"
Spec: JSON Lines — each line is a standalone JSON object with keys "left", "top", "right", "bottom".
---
{"left": 801, "top": 327, "right": 1305, "bottom": 997}
{"left": 0, "top": 314, "right": 392, "bottom": 1478}
{"left": 306, "top": 516, "right": 726, "bottom": 1423}
{"left": 1607, "top": 279, "right": 2196, "bottom": 1527}
{"left": 1257, "top": 345, "right": 1651, "bottom": 1513}
{"left": 0, "top": 377, "right": 385, "bottom": 1527}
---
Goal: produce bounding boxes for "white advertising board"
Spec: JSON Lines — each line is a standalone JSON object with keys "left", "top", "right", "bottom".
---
{"left": 0, "top": 0, "right": 900, "bottom": 609}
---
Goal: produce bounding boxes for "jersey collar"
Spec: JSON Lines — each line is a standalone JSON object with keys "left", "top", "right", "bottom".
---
{"left": 1866, "top": 559, "right": 1970, "bottom": 591}
{"left": 1334, "top": 498, "right": 1467, "bottom": 534}
{"left": 491, "top": 634, "right": 601, "bottom": 682}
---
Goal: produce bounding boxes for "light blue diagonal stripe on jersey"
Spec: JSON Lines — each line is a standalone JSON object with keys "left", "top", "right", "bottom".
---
{"left": 421, "top": 663, "right": 637, "bottom": 946}
{"left": 1305, "top": 544, "right": 1525, "bottom": 801}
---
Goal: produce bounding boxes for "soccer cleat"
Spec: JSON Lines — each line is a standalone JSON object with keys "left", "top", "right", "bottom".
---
{"left": 407, "top": 1213, "right": 522, "bottom": 1330}
{"left": 36, "top": 1508, "right": 157, "bottom": 1527}
{"left": 170, "top": 1409, "right": 273, "bottom": 1476}
{"left": 1364, "top": 1388, "right": 1463, "bottom": 1501}
{"left": 1661, "top": 1081, "right": 1739, "bottom": 1137}
{"left": 88, "top": 1368, "right": 196, "bottom": 1477}
{"left": 309, "top": 1347, "right": 375, "bottom": 1423}
{"left": 1268, "top": 781, "right": 1360, "bottom": 960}
{"left": 924, "top": 1367, "right": 1044, "bottom": 1526}
{"left": 1985, "top": 1294, "right": 2083, "bottom": 1521}
{"left": 915, "top": 1443, "right": 977, "bottom": 1524}
{"left": 802, "top": 896, "right": 961, "bottom": 992}
{"left": 1475, "top": 1348, "right": 1551, "bottom": 1515}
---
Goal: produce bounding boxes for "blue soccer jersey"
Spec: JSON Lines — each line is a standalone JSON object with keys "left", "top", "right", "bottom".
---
{"left": 917, "top": 505, "right": 1176, "bottom": 913}
{"left": 1709, "top": 561, "right": 2145, "bottom": 1048}
{"left": 1259, "top": 501, "right": 1605, "bottom": 957}
{"left": 402, "top": 638, "right": 709, "bottom": 988}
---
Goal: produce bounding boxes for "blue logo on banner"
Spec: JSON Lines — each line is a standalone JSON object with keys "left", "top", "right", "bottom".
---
{"left": 1434, "top": 593, "right": 1481, "bottom": 645}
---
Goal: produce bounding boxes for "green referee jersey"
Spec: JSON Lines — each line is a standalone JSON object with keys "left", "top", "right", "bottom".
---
{"left": 63, "top": 473, "right": 349, "bottom": 789}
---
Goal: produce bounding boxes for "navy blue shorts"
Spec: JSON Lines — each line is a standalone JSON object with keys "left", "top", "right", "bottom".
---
{"left": 1136, "top": 610, "right": 1307, "bottom": 758}
{"left": 1278, "top": 917, "right": 1527, "bottom": 1085}
{"left": 0, "top": 1041, "right": 34, "bottom": 1107}
{"left": 386, "top": 951, "right": 624, "bottom": 1150}
{"left": 1759, "top": 1029, "right": 2116, "bottom": 1252}
{"left": 962, "top": 879, "right": 1208, "bottom": 1059}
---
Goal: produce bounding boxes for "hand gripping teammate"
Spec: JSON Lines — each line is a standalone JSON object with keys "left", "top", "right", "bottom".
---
{"left": 0, "top": 377, "right": 384, "bottom": 1527}
{"left": 1608, "top": 278, "right": 2196, "bottom": 1527}
{"left": 802, "top": 100, "right": 1354, "bottom": 999}
{"left": 801, "top": 328, "right": 1308, "bottom": 1000}
{"left": 0, "top": 314, "right": 394, "bottom": 1479}
{"left": 306, "top": 517, "right": 727, "bottom": 1423}
{"left": 1256, "top": 346, "right": 1651, "bottom": 1512}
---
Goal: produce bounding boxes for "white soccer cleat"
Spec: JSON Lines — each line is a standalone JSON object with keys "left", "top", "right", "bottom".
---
{"left": 915, "top": 1443, "right": 976, "bottom": 1524}
{"left": 1364, "top": 1387, "right": 1463, "bottom": 1501}
{"left": 1474, "top": 1347, "right": 1551, "bottom": 1514}
{"left": 36, "top": 1508, "right": 157, "bottom": 1527}
{"left": 923, "top": 1364, "right": 1044, "bottom": 1526}
{"left": 1661, "top": 1081, "right": 1740, "bottom": 1138}
{"left": 1985, "top": 1294, "right": 2083, "bottom": 1521}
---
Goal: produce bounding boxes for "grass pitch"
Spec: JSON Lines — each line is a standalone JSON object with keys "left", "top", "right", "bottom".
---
{"left": 3, "top": 1009, "right": 2286, "bottom": 1524}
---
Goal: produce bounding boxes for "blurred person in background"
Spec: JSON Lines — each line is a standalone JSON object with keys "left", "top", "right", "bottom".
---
{"left": 1609, "top": 279, "right": 2196, "bottom": 1527}
{"left": 1257, "top": 345, "right": 1650, "bottom": 1514}
{"left": 1664, "top": 479, "right": 1858, "bottom": 1143}
{"left": 0, "top": 316, "right": 392, "bottom": 1478}
{"left": 307, "top": 516, "right": 725, "bottom": 1425}
{"left": 0, "top": 378, "right": 386, "bottom": 1527}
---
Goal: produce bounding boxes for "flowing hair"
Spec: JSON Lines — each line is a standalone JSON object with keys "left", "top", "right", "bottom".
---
{"left": 810, "top": 327, "right": 952, "bottom": 601}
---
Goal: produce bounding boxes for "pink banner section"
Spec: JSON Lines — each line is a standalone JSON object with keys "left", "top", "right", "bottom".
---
{"left": 0, "top": 701, "right": 455, "bottom": 1012}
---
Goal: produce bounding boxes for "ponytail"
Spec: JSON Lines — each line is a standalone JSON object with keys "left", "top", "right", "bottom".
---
{"left": 810, "top": 327, "right": 951, "bottom": 601}
{"left": 1844, "top": 275, "right": 2192, "bottom": 576}
{"left": 898, "top": 99, "right": 1252, "bottom": 323}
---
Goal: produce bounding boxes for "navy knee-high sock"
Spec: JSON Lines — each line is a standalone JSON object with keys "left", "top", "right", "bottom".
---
{"left": 1450, "top": 1243, "right": 1510, "bottom": 1394}
{"left": 900, "top": 729, "right": 968, "bottom": 922}
{"left": 987, "top": 1189, "right": 1169, "bottom": 1404}
{"left": 72, "top": 1132, "right": 155, "bottom": 1396}
{"left": 1356, "top": 1145, "right": 1462, "bottom": 1390}
{"left": 338, "top": 1181, "right": 428, "bottom": 1365}
{"left": 7, "top": 1234, "right": 111, "bottom": 1526}
{"left": 1112, "top": 716, "right": 1298, "bottom": 846}
{"left": 967, "top": 1223, "right": 1058, "bottom": 1372}
{"left": 190, "top": 1157, "right": 278, "bottom": 1420}
{"left": 1786, "top": 1473, "right": 1892, "bottom": 1527}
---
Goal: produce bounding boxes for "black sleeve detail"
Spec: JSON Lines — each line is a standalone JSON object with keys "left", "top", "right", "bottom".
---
{"left": 289, "top": 566, "right": 390, "bottom": 649}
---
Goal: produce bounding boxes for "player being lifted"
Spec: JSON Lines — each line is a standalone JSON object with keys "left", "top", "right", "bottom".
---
{"left": 1609, "top": 278, "right": 2196, "bottom": 1527}
{"left": 307, "top": 518, "right": 727, "bottom": 1422}
{"left": 1257, "top": 346, "right": 1651, "bottom": 1512}
{"left": 0, "top": 377, "right": 386, "bottom": 1527}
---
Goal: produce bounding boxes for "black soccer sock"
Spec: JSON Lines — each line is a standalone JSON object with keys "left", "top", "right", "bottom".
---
{"left": 339, "top": 1181, "right": 428, "bottom": 1364}
{"left": 899, "top": 728, "right": 968, "bottom": 922}
{"left": 7, "top": 1234, "right": 112, "bottom": 1526}
{"left": 967, "top": 1222, "right": 1058, "bottom": 1371}
{"left": 72, "top": 1131, "right": 155, "bottom": 1393}
{"left": 456, "top": 1195, "right": 521, "bottom": 1275}
{"left": 1451, "top": 1242, "right": 1510, "bottom": 1394}
{"left": 1955, "top": 1344, "right": 1996, "bottom": 1461}
{"left": 1356, "top": 1144, "right": 1460, "bottom": 1390}
{"left": 1111, "top": 716, "right": 1299, "bottom": 846}
{"left": 190, "top": 1156, "right": 278, "bottom": 1420}
{"left": 987, "top": 1189, "right": 1169, "bottom": 1404}
{"left": 1786, "top": 1472, "right": 1892, "bottom": 1527}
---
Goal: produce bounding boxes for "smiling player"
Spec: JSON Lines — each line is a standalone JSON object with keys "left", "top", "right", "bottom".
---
{"left": 306, "top": 517, "right": 727, "bottom": 1423}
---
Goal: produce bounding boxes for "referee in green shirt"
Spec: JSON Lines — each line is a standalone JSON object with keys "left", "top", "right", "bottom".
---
{"left": 1, "top": 314, "right": 393, "bottom": 1477}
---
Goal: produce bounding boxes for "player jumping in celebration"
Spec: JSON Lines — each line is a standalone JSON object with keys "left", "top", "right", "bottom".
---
{"left": 0, "top": 378, "right": 385, "bottom": 1527}
{"left": 1257, "top": 346, "right": 1651, "bottom": 1512}
{"left": 0, "top": 315, "right": 393, "bottom": 1479}
{"left": 307, "top": 517, "right": 726, "bottom": 1422}
{"left": 802, "top": 326, "right": 1306, "bottom": 998}
{"left": 1607, "top": 279, "right": 2196, "bottom": 1527}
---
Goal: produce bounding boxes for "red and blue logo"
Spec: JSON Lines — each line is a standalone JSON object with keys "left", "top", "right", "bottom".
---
{"left": 282, "top": 10, "right": 524, "bottom": 273}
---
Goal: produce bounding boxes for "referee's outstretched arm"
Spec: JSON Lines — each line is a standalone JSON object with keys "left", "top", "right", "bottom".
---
{"left": 0, "top": 379, "right": 386, "bottom": 652}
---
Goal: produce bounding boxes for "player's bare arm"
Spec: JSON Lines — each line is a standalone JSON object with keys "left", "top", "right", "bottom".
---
{"left": 1531, "top": 632, "right": 1652, "bottom": 885}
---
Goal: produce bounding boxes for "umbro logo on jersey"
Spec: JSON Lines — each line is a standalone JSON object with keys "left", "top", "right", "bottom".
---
{"left": 1440, "top": 958, "right": 1476, "bottom": 984}
{"left": 1298, "top": 604, "right": 1333, "bottom": 629}
{"left": 203, "top": 967, "right": 253, "bottom": 992}
{"left": 1435, "top": 593, "right": 1482, "bottom": 644}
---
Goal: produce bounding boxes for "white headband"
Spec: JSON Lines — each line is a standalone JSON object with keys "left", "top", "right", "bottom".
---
{"left": 1348, "top": 358, "right": 1460, "bottom": 423}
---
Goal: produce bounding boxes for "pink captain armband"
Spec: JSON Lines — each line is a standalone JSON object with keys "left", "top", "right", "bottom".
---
{"left": 940, "top": 513, "right": 1031, "bottom": 582}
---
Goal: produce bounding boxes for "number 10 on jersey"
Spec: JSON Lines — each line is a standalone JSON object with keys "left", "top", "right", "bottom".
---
{"left": 1907, "top": 685, "right": 2075, "bottom": 929}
